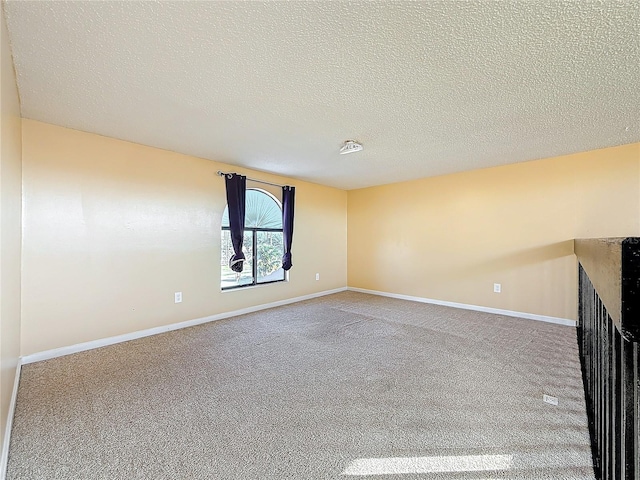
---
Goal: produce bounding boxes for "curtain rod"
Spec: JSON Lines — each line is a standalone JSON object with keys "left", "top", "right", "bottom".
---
{"left": 216, "top": 170, "right": 291, "bottom": 189}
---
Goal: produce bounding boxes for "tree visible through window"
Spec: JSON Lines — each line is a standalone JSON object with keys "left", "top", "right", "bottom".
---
{"left": 221, "top": 189, "right": 285, "bottom": 289}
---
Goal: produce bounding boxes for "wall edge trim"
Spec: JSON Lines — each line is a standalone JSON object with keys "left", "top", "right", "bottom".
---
{"left": 347, "top": 287, "right": 576, "bottom": 327}
{"left": 1, "top": 359, "right": 22, "bottom": 480}
{"left": 21, "top": 287, "right": 348, "bottom": 365}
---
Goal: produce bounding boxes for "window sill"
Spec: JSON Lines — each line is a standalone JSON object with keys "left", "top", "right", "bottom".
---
{"left": 220, "top": 278, "right": 288, "bottom": 293}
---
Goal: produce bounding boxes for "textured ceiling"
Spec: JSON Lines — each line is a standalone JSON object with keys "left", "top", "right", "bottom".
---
{"left": 4, "top": 1, "right": 640, "bottom": 190}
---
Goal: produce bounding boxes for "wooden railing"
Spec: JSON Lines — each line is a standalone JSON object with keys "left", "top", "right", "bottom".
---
{"left": 575, "top": 238, "right": 639, "bottom": 480}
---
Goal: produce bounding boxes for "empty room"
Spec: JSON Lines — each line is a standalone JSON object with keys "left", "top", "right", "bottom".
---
{"left": 1, "top": 1, "right": 639, "bottom": 479}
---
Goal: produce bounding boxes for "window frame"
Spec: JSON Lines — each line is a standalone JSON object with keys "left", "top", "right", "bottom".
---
{"left": 221, "top": 188, "right": 286, "bottom": 291}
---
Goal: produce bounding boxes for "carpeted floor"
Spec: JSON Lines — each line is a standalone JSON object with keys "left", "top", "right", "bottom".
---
{"left": 7, "top": 291, "right": 595, "bottom": 479}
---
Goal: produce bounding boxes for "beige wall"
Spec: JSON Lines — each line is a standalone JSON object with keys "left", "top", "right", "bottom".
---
{"left": 348, "top": 143, "right": 640, "bottom": 320}
{"left": 0, "top": 3, "right": 22, "bottom": 454}
{"left": 21, "top": 120, "right": 347, "bottom": 355}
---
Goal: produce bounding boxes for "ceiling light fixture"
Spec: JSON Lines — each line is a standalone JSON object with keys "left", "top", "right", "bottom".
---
{"left": 339, "top": 140, "right": 363, "bottom": 155}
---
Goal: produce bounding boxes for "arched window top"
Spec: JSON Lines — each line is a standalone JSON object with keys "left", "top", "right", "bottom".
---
{"left": 222, "top": 188, "right": 282, "bottom": 229}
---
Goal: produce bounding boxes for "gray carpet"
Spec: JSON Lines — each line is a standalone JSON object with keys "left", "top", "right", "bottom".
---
{"left": 7, "top": 291, "right": 595, "bottom": 479}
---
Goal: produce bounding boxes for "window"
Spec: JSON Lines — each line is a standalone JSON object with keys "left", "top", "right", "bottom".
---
{"left": 221, "top": 189, "right": 285, "bottom": 290}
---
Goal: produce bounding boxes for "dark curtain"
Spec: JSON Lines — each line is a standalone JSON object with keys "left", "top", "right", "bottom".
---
{"left": 225, "top": 174, "right": 247, "bottom": 273}
{"left": 282, "top": 186, "right": 295, "bottom": 271}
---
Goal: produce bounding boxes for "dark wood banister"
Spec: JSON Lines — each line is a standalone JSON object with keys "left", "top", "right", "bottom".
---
{"left": 575, "top": 237, "right": 640, "bottom": 342}
{"left": 575, "top": 237, "right": 639, "bottom": 480}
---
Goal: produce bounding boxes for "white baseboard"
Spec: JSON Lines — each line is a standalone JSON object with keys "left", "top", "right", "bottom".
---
{"left": 21, "top": 285, "right": 573, "bottom": 366}
{"left": 1, "top": 359, "right": 22, "bottom": 480}
{"left": 347, "top": 287, "right": 576, "bottom": 327}
{"left": 21, "top": 287, "right": 348, "bottom": 365}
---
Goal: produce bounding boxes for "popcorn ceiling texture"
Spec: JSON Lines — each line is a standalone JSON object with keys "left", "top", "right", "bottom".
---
{"left": 4, "top": 1, "right": 640, "bottom": 190}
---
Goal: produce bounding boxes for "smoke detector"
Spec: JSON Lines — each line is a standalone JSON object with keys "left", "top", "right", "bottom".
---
{"left": 339, "top": 140, "right": 363, "bottom": 155}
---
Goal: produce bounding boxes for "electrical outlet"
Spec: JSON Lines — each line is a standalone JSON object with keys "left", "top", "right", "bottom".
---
{"left": 543, "top": 394, "right": 558, "bottom": 406}
{"left": 315, "top": 273, "right": 320, "bottom": 281}
{"left": 493, "top": 283, "right": 501, "bottom": 293}
{"left": 174, "top": 292, "right": 182, "bottom": 303}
